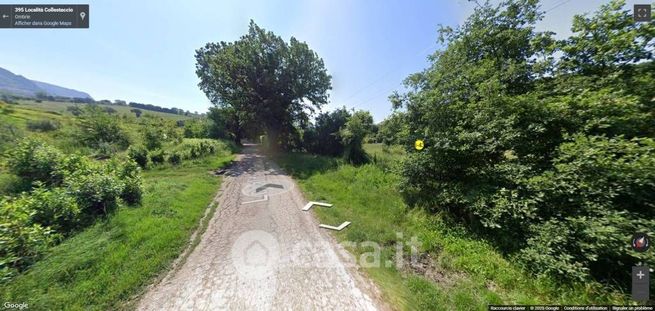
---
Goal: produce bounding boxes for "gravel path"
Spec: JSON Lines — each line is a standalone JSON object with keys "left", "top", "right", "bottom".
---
{"left": 137, "top": 146, "right": 385, "bottom": 310}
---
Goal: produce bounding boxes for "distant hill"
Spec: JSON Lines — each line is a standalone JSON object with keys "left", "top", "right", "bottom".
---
{"left": 0, "top": 67, "right": 93, "bottom": 99}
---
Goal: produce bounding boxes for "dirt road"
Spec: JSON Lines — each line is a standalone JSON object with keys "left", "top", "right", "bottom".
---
{"left": 137, "top": 146, "right": 384, "bottom": 310}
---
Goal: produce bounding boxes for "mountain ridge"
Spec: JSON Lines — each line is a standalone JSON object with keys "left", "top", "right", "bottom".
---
{"left": 0, "top": 67, "right": 93, "bottom": 99}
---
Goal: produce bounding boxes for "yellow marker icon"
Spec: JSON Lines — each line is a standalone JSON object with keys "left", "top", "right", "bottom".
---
{"left": 414, "top": 139, "right": 424, "bottom": 151}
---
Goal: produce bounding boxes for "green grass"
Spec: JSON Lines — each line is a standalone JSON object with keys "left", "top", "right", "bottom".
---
{"left": 15, "top": 99, "right": 191, "bottom": 120}
{"left": 273, "top": 152, "right": 629, "bottom": 310}
{"left": 364, "top": 143, "right": 406, "bottom": 170}
{"left": 0, "top": 154, "right": 233, "bottom": 310}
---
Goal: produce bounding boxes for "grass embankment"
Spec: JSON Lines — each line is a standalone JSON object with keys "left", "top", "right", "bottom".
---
{"left": 16, "top": 99, "right": 191, "bottom": 121}
{"left": 0, "top": 154, "right": 233, "bottom": 310}
{"left": 273, "top": 144, "right": 628, "bottom": 310}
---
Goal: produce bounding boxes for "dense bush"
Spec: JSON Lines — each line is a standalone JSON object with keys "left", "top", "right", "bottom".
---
{"left": 127, "top": 145, "right": 150, "bottom": 168}
{"left": 175, "top": 139, "right": 224, "bottom": 160}
{"left": 168, "top": 152, "right": 182, "bottom": 165}
{"left": 141, "top": 116, "right": 182, "bottom": 150}
{"left": 183, "top": 118, "right": 211, "bottom": 138}
{"left": 149, "top": 149, "right": 165, "bottom": 164}
{"left": 512, "top": 136, "right": 655, "bottom": 280}
{"left": 0, "top": 198, "right": 54, "bottom": 281}
{"left": 63, "top": 163, "right": 123, "bottom": 216}
{"left": 376, "top": 112, "right": 408, "bottom": 146}
{"left": 0, "top": 140, "right": 144, "bottom": 279}
{"left": 112, "top": 159, "right": 143, "bottom": 205}
{"left": 77, "top": 106, "right": 130, "bottom": 150}
{"left": 392, "top": 0, "right": 655, "bottom": 287}
{"left": 20, "top": 185, "right": 81, "bottom": 235}
{"left": 66, "top": 105, "right": 83, "bottom": 116}
{"left": 303, "top": 108, "right": 374, "bottom": 163}
{"left": 26, "top": 119, "right": 61, "bottom": 132}
{"left": 340, "top": 110, "right": 374, "bottom": 164}
{"left": 303, "top": 108, "right": 351, "bottom": 156}
{"left": 5, "top": 138, "right": 64, "bottom": 186}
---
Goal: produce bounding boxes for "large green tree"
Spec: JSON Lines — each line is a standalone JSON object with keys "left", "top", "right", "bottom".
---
{"left": 195, "top": 21, "right": 332, "bottom": 150}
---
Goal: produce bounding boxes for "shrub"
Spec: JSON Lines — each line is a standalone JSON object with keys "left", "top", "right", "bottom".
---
{"left": 183, "top": 118, "right": 210, "bottom": 138}
{"left": 77, "top": 106, "right": 130, "bottom": 150}
{"left": 172, "top": 139, "right": 224, "bottom": 161}
{"left": 66, "top": 105, "right": 84, "bottom": 116}
{"left": 513, "top": 136, "right": 655, "bottom": 280}
{"left": 141, "top": 117, "right": 181, "bottom": 150}
{"left": 94, "top": 140, "right": 120, "bottom": 159}
{"left": 127, "top": 145, "right": 150, "bottom": 168}
{"left": 113, "top": 159, "right": 143, "bottom": 205}
{"left": 340, "top": 111, "right": 374, "bottom": 164}
{"left": 0, "top": 124, "right": 22, "bottom": 154}
{"left": 168, "top": 152, "right": 182, "bottom": 165}
{"left": 143, "top": 127, "right": 164, "bottom": 150}
{"left": 149, "top": 149, "right": 165, "bottom": 164}
{"left": 64, "top": 168, "right": 123, "bottom": 216}
{"left": 0, "top": 197, "right": 56, "bottom": 280}
{"left": 5, "top": 138, "right": 64, "bottom": 186}
{"left": 26, "top": 119, "right": 61, "bottom": 132}
{"left": 22, "top": 185, "right": 81, "bottom": 234}
{"left": 120, "top": 178, "right": 143, "bottom": 205}
{"left": 303, "top": 108, "right": 350, "bottom": 156}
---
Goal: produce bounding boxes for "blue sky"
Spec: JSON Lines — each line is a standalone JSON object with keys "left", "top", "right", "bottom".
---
{"left": 0, "top": 0, "right": 644, "bottom": 121}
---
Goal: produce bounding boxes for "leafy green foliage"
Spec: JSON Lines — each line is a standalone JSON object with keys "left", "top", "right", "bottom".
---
{"left": 173, "top": 138, "right": 224, "bottom": 160}
{"left": 140, "top": 116, "right": 181, "bottom": 150}
{"left": 512, "top": 136, "right": 655, "bottom": 281}
{"left": 168, "top": 152, "right": 182, "bottom": 165}
{"left": 392, "top": 0, "right": 655, "bottom": 288}
{"left": 149, "top": 149, "right": 165, "bottom": 165}
{"left": 205, "top": 106, "right": 248, "bottom": 143}
{"left": 0, "top": 155, "right": 233, "bottom": 309}
{"left": 66, "top": 105, "right": 82, "bottom": 116}
{"left": 377, "top": 112, "right": 409, "bottom": 146}
{"left": 26, "top": 119, "right": 61, "bottom": 132}
{"left": 558, "top": 0, "right": 655, "bottom": 76}
{"left": 112, "top": 159, "right": 143, "bottom": 206}
{"left": 183, "top": 118, "right": 211, "bottom": 138}
{"left": 76, "top": 105, "right": 130, "bottom": 151}
{"left": 0, "top": 124, "right": 22, "bottom": 154}
{"left": 0, "top": 199, "right": 53, "bottom": 281}
{"left": 196, "top": 20, "right": 332, "bottom": 149}
{"left": 1, "top": 140, "right": 144, "bottom": 280}
{"left": 303, "top": 107, "right": 351, "bottom": 156}
{"left": 340, "top": 110, "right": 374, "bottom": 164}
{"left": 20, "top": 186, "right": 81, "bottom": 235}
{"left": 127, "top": 145, "right": 150, "bottom": 168}
{"left": 5, "top": 138, "right": 64, "bottom": 186}
{"left": 274, "top": 152, "right": 627, "bottom": 306}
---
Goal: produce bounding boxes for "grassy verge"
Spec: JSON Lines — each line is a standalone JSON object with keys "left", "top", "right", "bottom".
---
{"left": 273, "top": 151, "right": 628, "bottom": 310}
{"left": 15, "top": 99, "right": 190, "bottom": 120}
{"left": 0, "top": 154, "right": 233, "bottom": 310}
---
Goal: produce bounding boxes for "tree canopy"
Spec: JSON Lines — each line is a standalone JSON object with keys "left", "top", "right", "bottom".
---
{"left": 195, "top": 20, "right": 332, "bottom": 149}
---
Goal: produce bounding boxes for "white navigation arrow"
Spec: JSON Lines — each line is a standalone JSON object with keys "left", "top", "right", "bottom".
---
{"left": 319, "top": 221, "right": 351, "bottom": 231}
{"left": 302, "top": 201, "right": 333, "bottom": 211}
{"left": 241, "top": 195, "right": 268, "bottom": 205}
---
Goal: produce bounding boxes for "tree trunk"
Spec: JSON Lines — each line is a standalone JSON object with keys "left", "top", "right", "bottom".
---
{"left": 234, "top": 130, "right": 242, "bottom": 146}
{"left": 267, "top": 127, "right": 280, "bottom": 153}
